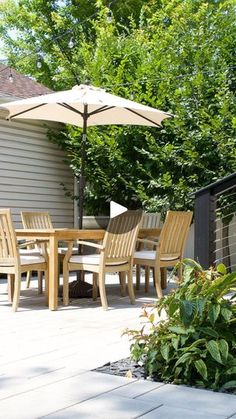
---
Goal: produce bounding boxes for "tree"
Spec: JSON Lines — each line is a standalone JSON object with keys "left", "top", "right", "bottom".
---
{"left": 0, "top": 0, "right": 235, "bottom": 215}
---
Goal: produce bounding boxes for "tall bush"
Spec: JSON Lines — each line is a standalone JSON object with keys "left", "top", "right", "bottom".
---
{"left": 126, "top": 260, "right": 236, "bottom": 391}
{"left": 0, "top": 1, "right": 235, "bottom": 213}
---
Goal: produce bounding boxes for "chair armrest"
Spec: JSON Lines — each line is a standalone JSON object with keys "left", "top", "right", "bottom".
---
{"left": 77, "top": 240, "right": 104, "bottom": 250}
{"left": 136, "top": 238, "right": 159, "bottom": 247}
{"left": 18, "top": 239, "right": 49, "bottom": 248}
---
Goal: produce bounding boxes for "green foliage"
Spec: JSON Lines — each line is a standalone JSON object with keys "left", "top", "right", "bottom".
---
{"left": 125, "top": 260, "right": 236, "bottom": 390}
{"left": 0, "top": 1, "right": 235, "bottom": 214}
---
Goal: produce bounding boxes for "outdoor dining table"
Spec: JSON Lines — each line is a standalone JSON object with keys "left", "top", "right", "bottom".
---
{"left": 15, "top": 227, "right": 161, "bottom": 311}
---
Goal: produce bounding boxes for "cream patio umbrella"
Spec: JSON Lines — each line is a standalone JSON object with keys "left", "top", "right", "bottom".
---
{"left": 1, "top": 84, "right": 171, "bottom": 228}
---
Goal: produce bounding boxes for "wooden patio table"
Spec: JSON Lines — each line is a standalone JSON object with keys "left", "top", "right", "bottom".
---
{"left": 16, "top": 227, "right": 161, "bottom": 311}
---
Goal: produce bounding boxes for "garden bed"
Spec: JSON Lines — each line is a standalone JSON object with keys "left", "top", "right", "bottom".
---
{"left": 94, "top": 357, "right": 146, "bottom": 380}
{"left": 94, "top": 357, "right": 236, "bottom": 395}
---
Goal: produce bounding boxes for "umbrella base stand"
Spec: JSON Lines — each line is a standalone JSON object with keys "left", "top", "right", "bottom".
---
{"left": 58, "top": 279, "right": 97, "bottom": 299}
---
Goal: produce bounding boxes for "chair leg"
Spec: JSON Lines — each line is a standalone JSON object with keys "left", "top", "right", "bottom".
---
{"left": 127, "top": 270, "right": 135, "bottom": 305}
{"left": 145, "top": 266, "right": 150, "bottom": 293}
{"left": 98, "top": 271, "right": 108, "bottom": 310}
{"left": 7, "top": 274, "right": 14, "bottom": 302}
{"left": 154, "top": 266, "right": 163, "bottom": 299}
{"left": 12, "top": 270, "right": 21, "bottom": 312}
{"left": 44, "top": 270, "right": 49, "bottom": 306}
{"left": 38, "top": 271, "right": 43, "bottom": 294}
{"left": 136, "top": 264, "right": 141, "bottom": 290}
{"left": 161, "top": 268, "right": 168, "bottom": 289}
{"left": 119, "top": 271, "right": 126, "bottom": 297}
{"left": 92, "top": 273, "right": 98, "bottom": 300}
{"left": 63, "top": 265, "right": 69, "bottom": 306}
{"left": 26, "top": 271, "right": 31, "bottom": 288}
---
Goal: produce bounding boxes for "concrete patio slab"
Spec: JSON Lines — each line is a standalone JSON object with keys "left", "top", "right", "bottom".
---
{"left": 138, "top": 405, "right": 226, "bottom": 419}
{"left": 44, "top": 392, "right": 162, "bottom": 419}
{"left": 107, "top": 378, "right": 164, "bottom": 398}
{"left": 0, "top": 371, "right": 138, "bottom": 419}
{"left": 0, "top": 274, "right": 236, "bottom": 419}
{"left": 137, "top": 383, "right": 236, "bottom": 416}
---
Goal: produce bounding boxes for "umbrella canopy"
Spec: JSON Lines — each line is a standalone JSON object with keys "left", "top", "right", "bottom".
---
{"left": 1, "top": 84, "right": 172, "bottom": 227}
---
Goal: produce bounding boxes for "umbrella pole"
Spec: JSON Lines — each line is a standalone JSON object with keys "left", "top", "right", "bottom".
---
{"left": 78, "top": 105, "right": 88, "bottom": 230}
{"left": 77, "top": 106, "right": 88, "bottom": 283}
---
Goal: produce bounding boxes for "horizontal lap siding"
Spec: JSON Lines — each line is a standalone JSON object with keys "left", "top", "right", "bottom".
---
{"left": 0, "top": 115, "right": 74, "bottom": 228}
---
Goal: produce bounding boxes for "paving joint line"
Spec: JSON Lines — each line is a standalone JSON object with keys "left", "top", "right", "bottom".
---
{"left": 38, "top": 375, "right": 141, "bottom": 418}
{"left": 0, "top": 370, "right": 89, "bottom": 402}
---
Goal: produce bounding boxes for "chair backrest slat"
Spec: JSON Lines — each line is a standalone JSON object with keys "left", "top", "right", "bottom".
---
{"left": 104, "top": 210, "right": 143, "bottom": 260}
{"left": 142, "top": 213, "right": 161, "bottom": 229}
{"left": 159, "top": 211, "right": 193, "bottom": 257}
{"left": 0, "top": 209, "right": 19, "bottom": 265}
{"left": 21, "top": 211, "right": 53, "bottom": 229}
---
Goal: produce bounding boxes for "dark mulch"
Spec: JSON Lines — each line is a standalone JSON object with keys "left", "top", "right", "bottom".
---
{"left": 94, "top": 357, "right": 236, "bottom": 395}
{"left": 94, "top": 357, "right": 147, "bottom": 380}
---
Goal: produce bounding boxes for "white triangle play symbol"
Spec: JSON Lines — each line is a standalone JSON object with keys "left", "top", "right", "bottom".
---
{"left": 110, "top": 201, "right": 127, "bottom": 218}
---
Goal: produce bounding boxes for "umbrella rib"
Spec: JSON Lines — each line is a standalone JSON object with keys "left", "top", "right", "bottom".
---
{"left": 60, "top": 103, "right": 84, "bottom": 117}
{"left": 8, "top": 103, "right": 47, "bottom": 119}
{"left": 60, "top": 103, "right": 115, "bottom": 117}
{"left": 89, "top": 105, "right": 115, "bottom": 116}
{"left": 125, "top": 108, "right": 162, "bottom": 127}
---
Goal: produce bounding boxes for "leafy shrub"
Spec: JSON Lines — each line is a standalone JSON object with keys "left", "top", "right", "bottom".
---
{"left": 125, "top": 260, "right": 236, "bottom": 391}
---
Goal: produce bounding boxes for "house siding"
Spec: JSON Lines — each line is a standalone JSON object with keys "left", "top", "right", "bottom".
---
{"left": 0, "top": 112, "right": 74, "bottom": 228}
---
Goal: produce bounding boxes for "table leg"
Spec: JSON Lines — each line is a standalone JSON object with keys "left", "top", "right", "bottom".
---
{"left": 48, "top": 235, "right": 58, "bottom": 310}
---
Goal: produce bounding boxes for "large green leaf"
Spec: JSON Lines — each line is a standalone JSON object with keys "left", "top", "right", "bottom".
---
{"left": 186, "top": 338, "right": 206, "bottom": 351}
{"left": 208, "top": 304, "right": 220, "bottom": 325}
{"left": 194, "top": 359, "right": 208, "bottom": 380}
{"left": 199, "top": 327, "right": 219, "bottom": 339}
{"left": 169, "top": 300, "right": 179, "bottom": 316}
{"left": 206, "top": 340, "right": 223, "bottom": 364}
{"left": 175, "top": 352, "right": 192, "bottom": 367}
{"left": 182, "top": 264, "right": 195, "bottom": 283}
{"left": 218, "top": 339, "right": 229, "bottom": 362}
{"left": 171, "top": 336, "right": 180, "bottom": 351}
{"left": 180, "top": 300, "right": 194, "bottom": 326}
{"left": 196, "top": 298, "right": 207, "bottom": 317}
{"left": 168, "top": 326, "right": 189, "bottom": 335}
{"left": 226, "top": 367, "right": 236, "bottom": 375}
{"left": 160, "top": 343, "right": 170, "bottom": 361}
{"left": 217, "top": 263, "right": 227, "bottom": 275}
{"left": 207, "top": 273, "right": 236, "bottom": 298}
{"left": 221, "top": 381, "right": 236, "bottom": 390}
{"left": 221, "top": 307, "right": 233, "bottom": 322}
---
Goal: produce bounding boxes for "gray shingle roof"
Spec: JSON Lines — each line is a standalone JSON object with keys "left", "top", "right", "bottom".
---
{"left": 0, "top": 64, "right": 52, "bottom": 99}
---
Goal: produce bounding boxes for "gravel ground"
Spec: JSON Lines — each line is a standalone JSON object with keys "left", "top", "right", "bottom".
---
{"left": 94, "top": 357, "right": 147, "bottom": 380}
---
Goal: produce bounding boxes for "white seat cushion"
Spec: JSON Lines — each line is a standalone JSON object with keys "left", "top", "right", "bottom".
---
{"left": 70, "top": 254, "right": 100, "bottom": 265}
{"left": 58, "top": 247, "right": 78, "bottom": 255}
{"left": 134, "top": 250, "right": 156, "bottom": 260}
{"left": 20, "top": 255, "right": 46, "bottom": 265}
{"left": 69, "top": 254, "right": 127, "bottom": 266}
{"left": 19, "top": 249, "right": 41, "bottom": 256}
{"left": 134, "top": 250, "right": 179, "bottom": 262}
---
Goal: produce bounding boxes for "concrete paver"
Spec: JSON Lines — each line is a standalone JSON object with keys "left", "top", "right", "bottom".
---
{"left": 108, "top": 379, "right": 164, "bottom": 398}
{"left": 0, "top": 274, "right": 236, "bottom": 419}
{"left": 138, "top": 405, "right": 226, "bottom": 419}
{"left": 137, "top": 383, "right": 236, "bottom": 416}
{"left": 44, "top": 393, "right": 162, "bottom": 419}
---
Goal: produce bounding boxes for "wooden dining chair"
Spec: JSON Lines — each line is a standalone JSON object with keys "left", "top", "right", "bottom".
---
{"left": 142, "top": 213, "right": 161, "bottom": 229}
{"left": 63, "top": 210, "right": 143, "bottom": 310}
{"left": 134, "top": 210, "right": 193, "bottom": 298}
{"left": 136, "top": 212, "right": 161, "bottom": 291}
{"left": 21, "top": 211, "right": 53, "bottom": 292}
{"left": 0, "top": 209, "right": 48, "bottom": 311}
{"left": 21, "top": 211, "right": 77, "bottom": 292}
